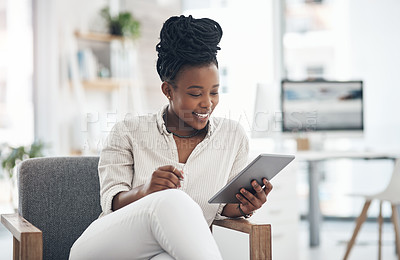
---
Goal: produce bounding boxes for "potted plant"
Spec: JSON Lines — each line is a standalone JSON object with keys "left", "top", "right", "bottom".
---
{"left": 0, "top": 141, "right": 46, "bottom": 208}
{"left": 1, "top": 141, "right": 46, "bottom": 179}
{"left": 100, "top": 7, "right": 140, "bottom": 39}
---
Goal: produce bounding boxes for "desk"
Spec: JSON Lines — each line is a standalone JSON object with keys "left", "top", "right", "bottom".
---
{"left": 296, "top": 151, "right": 398, "bottom": 247}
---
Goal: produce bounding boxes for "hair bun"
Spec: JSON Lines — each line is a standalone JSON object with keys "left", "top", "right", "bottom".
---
{"left": 156, "top": 15, "right": 223, "bottom": 81}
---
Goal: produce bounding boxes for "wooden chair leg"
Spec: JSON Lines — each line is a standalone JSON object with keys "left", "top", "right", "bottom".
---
{"left": 249, "top": 225, "right": 272, "bottom": 260}
{"left": 378, "top": 201, "right": 383, "bottom": 260}
{"left": 13, "top": 237, "right": 20, "bottom": 260}
{"left": 391, "top": 204, "right": 400, "bottom": 260}
{"left": 212, "top": 219, "right": 272, "bottom": 260}
{"left": 20, "top": 232, "right": 43, "bottom": 260}
{"left": 343, "top": 200, "right": 372, "bottom": 260}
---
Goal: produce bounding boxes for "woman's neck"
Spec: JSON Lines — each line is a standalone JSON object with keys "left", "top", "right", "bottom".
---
{"left": 164, "top": 107, "right": 199, "bottom": 137}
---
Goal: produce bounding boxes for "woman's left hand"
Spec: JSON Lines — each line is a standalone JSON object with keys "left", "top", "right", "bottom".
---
{"left": 235, "top": 178, "right": 273, "bottom": 216}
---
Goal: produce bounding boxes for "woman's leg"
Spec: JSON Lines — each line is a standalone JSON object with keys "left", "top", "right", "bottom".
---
{"left": 150, "top": 252, "right": 175, "bottom": 260}
{"left": 69, "top": 189, "right": 222, "bottom": 260}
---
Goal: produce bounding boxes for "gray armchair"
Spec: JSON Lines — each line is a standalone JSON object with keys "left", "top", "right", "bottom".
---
{"left": 1, "top": 157, "right": 272, "bottom": 260}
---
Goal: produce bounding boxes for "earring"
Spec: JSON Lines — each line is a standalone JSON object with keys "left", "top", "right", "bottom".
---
{"left": 167, "top": 96, "right": 171, "bottom": 99}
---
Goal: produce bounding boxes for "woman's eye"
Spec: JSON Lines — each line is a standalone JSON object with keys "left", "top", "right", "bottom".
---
{"left": 188, "top": 92, "right": 218, "bottom": 97}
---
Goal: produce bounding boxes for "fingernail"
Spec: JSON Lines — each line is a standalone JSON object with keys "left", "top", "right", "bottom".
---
{"left": 241, "top": 189, "right": 246, "bottom": 194}
{"left": 236, "top": 194, "right": 241, "bottom": 199}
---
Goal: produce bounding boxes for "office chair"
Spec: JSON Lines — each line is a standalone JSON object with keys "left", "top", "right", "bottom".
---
{"left": 343, "top": 159, "right": 400, "bottom": 260}
{"left": 1, "top": 157, "right": 272, "bottom": 260}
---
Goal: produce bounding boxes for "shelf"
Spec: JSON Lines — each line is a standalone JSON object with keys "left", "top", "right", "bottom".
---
{"left": 80, "top": 78, "right": 122, "bottom": 91}
{"left": 74, "top": 31, "right": 129, "bottom": 43}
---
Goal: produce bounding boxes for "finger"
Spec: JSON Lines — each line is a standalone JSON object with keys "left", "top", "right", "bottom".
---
{"left": 252, "top": 180, "right": 264, "bottom": 193}
{"left": 236, "top": 194, "right": 257, "bottom": 214}
{"left": 155, "top": 170, "right": 182, "bottom": 187}
{"left": 263, "top": 178, "right": 273, "bottom": 195}
{"left": 239, "top": 188, "right": 262, "bottom": 208}
{"left": 158, "top": 165, "right": 184, "bottom": 180}
{"left": 153, "top": 177, "right": 179, "bottom": 189}
{"left": 153, "top": 170, "right": 181, "bottom": 188}
{"left": 235, "top": 193, "right": 250, "bottom": 206}
{"left": 171, "top": 167, "right": 184, "bottom": 181}
{"left": 154, "top": 170, "right": 181, "bottom": 181}
{"left": 252, "top": 180, "right": 267, "bottom": 203}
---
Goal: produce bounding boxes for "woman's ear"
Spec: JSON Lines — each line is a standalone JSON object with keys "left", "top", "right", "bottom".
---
{"left": 161, "top": 82, "right": 172, "bottom": 100}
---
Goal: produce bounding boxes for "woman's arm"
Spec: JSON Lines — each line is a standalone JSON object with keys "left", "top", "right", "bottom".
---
{"left": 112, "top": 185, "right": 145, "bottom": 211}
{"left": 220, "top": 203, "right": 244, "bottom": 218}
{"left": 112, "top": 165, "right": 184, "bottom": 211}
{"left": 99, "top": 122, "right": 135, "bottom": 215}
{"left": 101, "top": 121, "right": 184, "bottom": 213}
{"left": 218, "top": 125, "right": 251, "bottom": 218}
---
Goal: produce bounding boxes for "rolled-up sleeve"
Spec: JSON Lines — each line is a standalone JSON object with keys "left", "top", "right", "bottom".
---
{"left": 98, "top": 121, "right": 134, "bottom": 215}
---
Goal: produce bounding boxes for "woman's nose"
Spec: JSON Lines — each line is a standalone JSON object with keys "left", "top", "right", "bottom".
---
{"left": 200, "top": 95, "right": 212, "bottom": 109}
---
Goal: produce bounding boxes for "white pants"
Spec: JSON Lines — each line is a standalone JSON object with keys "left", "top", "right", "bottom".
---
{"left": 69, "top": 189, "right": 223, "bottom": 260}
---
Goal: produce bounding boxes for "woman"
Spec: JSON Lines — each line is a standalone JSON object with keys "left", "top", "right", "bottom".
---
{"left": 69, "top": 15, "right": 272, "bottom": 260}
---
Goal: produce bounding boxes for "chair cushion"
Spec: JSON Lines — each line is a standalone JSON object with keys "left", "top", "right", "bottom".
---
{"left": 18, "top": 156, "right": 102, "bottom": 260}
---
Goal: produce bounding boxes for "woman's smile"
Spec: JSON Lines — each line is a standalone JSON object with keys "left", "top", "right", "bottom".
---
{"left": 193, "top": 111, "right": 210, "bottom": 120}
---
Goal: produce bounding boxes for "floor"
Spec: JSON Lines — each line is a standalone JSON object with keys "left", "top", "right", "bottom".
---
{"left": 0, "top": 224, "right": 12, "bottom": 260}
{"left": 0, "top": 211, "right": 398, "bottom": 260}
{"left": 298, "top": 219, "right": 398, "bottom": 260}
{"left": 0, "top": 202, "right": 13, "bottom": 260}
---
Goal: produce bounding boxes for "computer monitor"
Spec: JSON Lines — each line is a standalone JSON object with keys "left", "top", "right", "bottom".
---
{"left": 281, "top": 80, "right": 364, "bottom": 133}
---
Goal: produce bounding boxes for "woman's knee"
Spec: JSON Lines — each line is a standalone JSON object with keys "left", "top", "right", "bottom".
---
{"left": 152, "top": 189, "right": 202, "bottom": 216}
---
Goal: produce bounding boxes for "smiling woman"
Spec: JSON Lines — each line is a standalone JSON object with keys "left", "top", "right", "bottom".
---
{"left": 162, "top": 65, "right": 220, "bottom": 136}
{"left": 69, "top": 15, "right": 273, "bottom": 260}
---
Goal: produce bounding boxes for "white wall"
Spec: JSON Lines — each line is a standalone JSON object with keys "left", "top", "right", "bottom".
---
{"left": 348, "top": 0, "right": 400, "bottom": 151}
{"left": 33, "top": 0, "right": 60, "bottom": 154}
{"left": 33, "top": 0, "right": 109, "bottom": 154}
{"left": 123, "top": 0, "right": 182, "bottom": 113}
{"left": 33, "top": 0, "right": 181, "bottom": 154}
{"left": 183, "top": 0, "right": 277, "bottom": 134}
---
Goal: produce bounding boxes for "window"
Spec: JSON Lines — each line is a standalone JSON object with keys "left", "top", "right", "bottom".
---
{"left": 284, "top": 0, "right": 341, "bottom": 80}
{"left": 0, "top": 0, "right": 34, "bottom": 146}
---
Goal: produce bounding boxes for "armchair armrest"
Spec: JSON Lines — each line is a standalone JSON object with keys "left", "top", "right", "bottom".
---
{"left": 1, "top": 213, "right": 43, "bottom": 260}
{"left": 212, "top": 219, "right": 272, "bottom": 260}
{"left": 1, "top": 214, "right": 271, "bottom": 260}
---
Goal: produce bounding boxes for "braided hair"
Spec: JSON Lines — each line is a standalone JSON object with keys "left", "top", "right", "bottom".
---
{"left": 156, "top": 15, "right": 223, "bottom": 82}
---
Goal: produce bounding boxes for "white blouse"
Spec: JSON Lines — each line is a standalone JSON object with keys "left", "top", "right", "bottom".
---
{"left": 98, "top": 105, "right": 249, "bottom": 226}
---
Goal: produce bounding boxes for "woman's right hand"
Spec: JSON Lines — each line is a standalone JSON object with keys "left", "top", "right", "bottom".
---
{"left": 112, "top": 165, "right": 184, "bottom": 211}
{"left": 141, "top": 165, "right": 184, "bottom": 196}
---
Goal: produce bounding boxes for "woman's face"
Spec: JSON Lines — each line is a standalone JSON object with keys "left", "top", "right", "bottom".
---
{"left": 163, "top": 63, "right": 219, "bottom": 131}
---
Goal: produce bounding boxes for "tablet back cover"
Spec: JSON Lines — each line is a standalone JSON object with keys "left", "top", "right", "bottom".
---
{"left": 209, "top": 154, "right": 295, "bottom": 204}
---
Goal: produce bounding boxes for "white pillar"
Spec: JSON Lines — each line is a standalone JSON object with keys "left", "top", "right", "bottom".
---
{"left": 32, "top": 0, "right": 60, "bottom": 154}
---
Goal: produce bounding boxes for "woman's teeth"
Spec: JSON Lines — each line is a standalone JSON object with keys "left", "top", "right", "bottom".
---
{"left": 193, "top": 112, "right": 209, "bottom": 118}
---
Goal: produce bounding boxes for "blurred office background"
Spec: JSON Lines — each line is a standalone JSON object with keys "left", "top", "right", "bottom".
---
{"left": 1, "top": 0, "right": 400, "bottom": 259}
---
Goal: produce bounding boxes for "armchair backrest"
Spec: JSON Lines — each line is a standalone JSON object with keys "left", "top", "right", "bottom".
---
{"left": 18, "top": 156, "right": 102, "bottom": 260}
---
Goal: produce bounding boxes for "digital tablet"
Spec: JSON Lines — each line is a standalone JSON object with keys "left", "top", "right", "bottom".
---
{"left": 208, "top": 154, "right": 295, "bottom": 204}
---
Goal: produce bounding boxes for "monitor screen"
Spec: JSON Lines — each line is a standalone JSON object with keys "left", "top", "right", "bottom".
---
{"left": 281, "top": 80, "right": 363, "bottom": 132}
